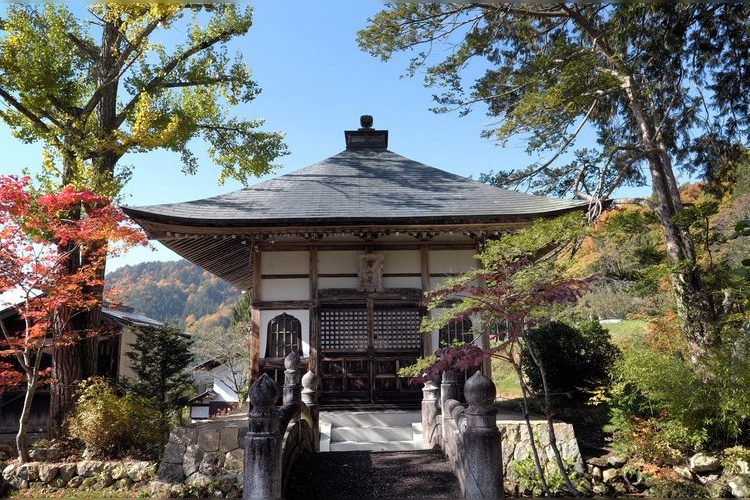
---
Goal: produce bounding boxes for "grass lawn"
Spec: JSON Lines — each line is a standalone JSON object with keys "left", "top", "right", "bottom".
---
{"left": 491, "top": 319, "right": 649, "bottom": 399}
{"left": 603, "top": 319, "right": 648, "bottom": 348}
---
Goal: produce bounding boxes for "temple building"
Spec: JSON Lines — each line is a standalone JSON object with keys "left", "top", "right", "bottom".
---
{"left": 123, "top": 116, "right": 584, "bottom": 407}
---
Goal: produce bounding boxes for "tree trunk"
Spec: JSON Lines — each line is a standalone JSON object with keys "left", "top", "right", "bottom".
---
{"left": 622, "top": 75, "right": 719, "bottom": 360}
{"left": 49, "top": 343, "right": 81, "bottom": 438}
{"left": 566, "top": 6, "right": 720, "bottom": 361}
{"left": 16, "top": 371, "right": 39, "bottom": 463}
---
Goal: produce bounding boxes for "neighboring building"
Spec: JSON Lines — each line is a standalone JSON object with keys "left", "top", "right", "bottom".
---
{"left": 188, "top": 359, "right": 242, "bottom": 422}
{"left": 123, "top": 116, "right": 585, "bottom": 407}
{"left": 0, "top": 290, "right": 163, "bottom": 436}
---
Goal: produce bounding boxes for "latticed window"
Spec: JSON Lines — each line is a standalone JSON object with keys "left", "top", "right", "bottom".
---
{"left": 373, "top": 308, "right": 421, "bottom": 350}
{"left": 266, "top": 313, "right": 302, "bottom": 358}
{"left": 320, "top": 308, "right": 368, "bottom": 351}
{"left": 439, "top": 317, "right": 474, "bottom": 347}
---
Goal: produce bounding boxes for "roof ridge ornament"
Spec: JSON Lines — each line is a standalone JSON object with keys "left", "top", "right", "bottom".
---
{"left": 345, "top": 114, "right": 388, "bottom": 150}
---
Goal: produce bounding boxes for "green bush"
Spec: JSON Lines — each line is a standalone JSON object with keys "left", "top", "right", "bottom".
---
{"left": 522, "top": 319, "right": 620, "bottom": 395}
{"left": 606, "top": 329, "right": 750, "bottom": 462}
{"left": 67, "top": 377, "right": 161, "bottom": 459}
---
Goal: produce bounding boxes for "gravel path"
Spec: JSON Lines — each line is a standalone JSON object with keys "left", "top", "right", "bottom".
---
{"left": 284, "top": 449, "right": 462, "bottom": 498}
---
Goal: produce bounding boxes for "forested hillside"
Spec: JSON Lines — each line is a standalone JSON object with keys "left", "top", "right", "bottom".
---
{"left": 104, "top": 260, "right": 242, "bottom": 331}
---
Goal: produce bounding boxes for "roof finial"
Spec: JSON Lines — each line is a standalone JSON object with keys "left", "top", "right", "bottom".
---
{"left": 360, "top": 115, "right": 373, "bottom": 130}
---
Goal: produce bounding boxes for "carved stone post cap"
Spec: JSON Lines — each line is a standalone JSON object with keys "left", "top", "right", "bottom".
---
{"left": 464, "top": 371, "right": 496, "bottom": 407}
{"left": 302, "top": 370, "right": 318, "bottom": 390}
{"left": 284, "top": 350, "right": 300, "bottom": 370}
{"left": 249, "top": 372, "right": 278, "bottom": 408}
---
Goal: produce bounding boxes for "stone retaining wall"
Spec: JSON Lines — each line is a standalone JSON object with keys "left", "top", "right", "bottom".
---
{"left": 1, "top": 459, "right": 155, "bottom": 492}
{"left": 498, "top": 417, "right": 584, "bottom": 493}
{"left": 151, "top": 418, "right": 247, "bottom": 498}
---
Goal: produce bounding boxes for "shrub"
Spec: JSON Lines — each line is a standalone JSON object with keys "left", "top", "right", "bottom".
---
{"left": 522, "top": 319, "right": 620, "bottom": 396}
{"left": 67, "top": 377, "right": 161, "bottom": 459}
{"left": 606, "top": 329, "right": 750, "bottom": 462}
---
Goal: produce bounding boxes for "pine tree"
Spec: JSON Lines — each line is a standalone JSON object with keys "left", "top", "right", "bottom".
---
{"left": 125, "top": 324, "right": 193, "bottom": 442}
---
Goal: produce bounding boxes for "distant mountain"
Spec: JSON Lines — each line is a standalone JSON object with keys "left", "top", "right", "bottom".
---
{"left": 104, "top": 260, "right": 242, "bottom": 331}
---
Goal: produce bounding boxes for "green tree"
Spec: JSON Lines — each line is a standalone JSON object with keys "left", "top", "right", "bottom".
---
{"left": 125, "top": 324, "right": 193, "bottom": 443}
{"left": 0, "top": 4, "right": 287, "bottom": 428}
{"left": 358, "top": 4, "right": 750, "bottom": 361}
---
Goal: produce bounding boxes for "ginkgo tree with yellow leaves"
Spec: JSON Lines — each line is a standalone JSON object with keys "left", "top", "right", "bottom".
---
{"left": 0, "top": 3, "right": 288, "bottom": 431}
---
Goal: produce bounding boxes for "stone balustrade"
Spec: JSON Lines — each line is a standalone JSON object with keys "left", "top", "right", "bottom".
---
{"left": 421, "top": 368, "right": 584, "bottom": 497}
{"left": 244, "top": 351, "right": 318, "bottom": 499}
{"left": 424, "top": 369, "right": 503, "bottom": 498}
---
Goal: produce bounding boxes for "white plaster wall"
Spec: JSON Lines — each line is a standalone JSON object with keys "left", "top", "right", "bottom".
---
{"left": 260, "top": 278, "right": 310, "bottom": 301}
{"left": 261, "top": 250, "right": 309, "bottom": 275}
{"left": 318, "top": 277, "right": 358, "bottom": 289}
{"left": 318, "top": 250, "right": 359, "bottom": 274}
{"left": 383, "top": 276, "right": 422, "bottom": 288}
{"left": 382, "top": 250, "right": 420, "bottom": 273}
{"left": 429, "top": 249, "right": 477, "bottom": 274}
{"left": 258, "top": 309, "right": 310, "bottom": 359}
{"left": 211, "top": 365, "right": 239, "bottom": 402}
{"left": 191, "top": 406, "right": 209, "bottom": 420}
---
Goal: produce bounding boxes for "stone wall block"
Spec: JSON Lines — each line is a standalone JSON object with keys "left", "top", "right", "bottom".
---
{"left": 171, "top": 427, "right": 198, "bottom": 447}
{"left": 67, "top": 475, "right": 84, "bottom": 488}
{"left": 186, "top": 471, "right": 213, "bottom": 486}
{"left": 110, "top": 464, "right": 128, "bottom": 480}
{"left": 77, "top": 460, "right": 105, "bottom": 478}
{"left": 198, "top": 427, "right": 221, "bottom": 452}
{"left": 162, "top": 442, "right": 186, "bottom": 464}
{"left": 38, "top": 463, "right": 59, "bottom": 484}
{"left": 15, "top": 462, "right": 39, "bottom": 481}
{"left": 58, "top": 463, "right": 77, "bottom": 481}
{"left": 127, "top": 461, "right": 155, "bottom": 482}
{"left": 157, "top": 462, "right": 185, "bottom": 484}
{"left": 114, "top": 477, "right": 134, "bottom": 490}
{"left": 225, "top": 448, "right": 244, "bottom": 471}
{"left": 690, "top": 452, "right": 722, "bottom": 473}
{"left": 199, "top": 451, "right": 223, "bottom": 476}
{"left": 183, "top": 445, "right": 204, "bottom": 477}
{"left": 80, "top": 477, "right": 97, "bottom": 489}
{"left": 2, "top": 463, "right": 16, "bottom": 481}
{"left": 220, "top": 426, "right": 239, "bottom": 453}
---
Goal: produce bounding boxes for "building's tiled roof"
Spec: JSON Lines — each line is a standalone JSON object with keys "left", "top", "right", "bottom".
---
{"left": 123, "top": 148, "right": 585, "bottom": 227}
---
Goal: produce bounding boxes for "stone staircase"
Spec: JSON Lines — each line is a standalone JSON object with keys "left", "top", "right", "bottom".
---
{"left": 320, "top": 410, "right": 429, "bottom": 452}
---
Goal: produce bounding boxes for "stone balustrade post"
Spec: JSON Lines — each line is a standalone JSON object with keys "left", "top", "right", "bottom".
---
{"left": 462, "top": 371, "right": 503, "bottom": 498}
{"left": 301, "top": 370, "right": 320, "bottom": 452}
{"left": 283, "top": 350, "right": 301, "bottom": 406}
{"left": 440, "top": 369, "right": 460, "bottom": 444}
{"left": 244, "top": 373, "right": 282, "bottom": 499}
{"left": 421, "top": 380, "right": 440, "bottom": 447}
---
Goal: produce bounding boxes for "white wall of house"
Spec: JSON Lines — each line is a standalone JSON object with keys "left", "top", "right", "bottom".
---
{"left": 210, "top": 364, "right": 241, "bottom": 402}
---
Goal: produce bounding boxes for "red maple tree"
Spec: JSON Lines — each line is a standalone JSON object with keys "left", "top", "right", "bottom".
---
{"left": 0, "top": 175, "right": 146, "bottom": 462}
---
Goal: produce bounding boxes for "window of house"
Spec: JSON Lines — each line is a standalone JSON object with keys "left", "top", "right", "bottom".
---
{"left": 439, "top": 317, "right": 474, "bottom": 347}
{"left": 266, "top": 313, "right": 302, "bottom": 358}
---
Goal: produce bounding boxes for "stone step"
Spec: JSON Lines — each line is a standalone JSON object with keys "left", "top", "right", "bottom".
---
{"left": 329, "top": 440, "right": 424, "bottom": 452}
{"left": 331, "top": 425, "right": 413, "bottom": 443}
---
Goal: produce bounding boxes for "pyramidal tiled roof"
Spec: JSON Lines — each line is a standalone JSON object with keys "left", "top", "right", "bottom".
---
{"left": 123, "top": 148, "right": 584, "bottom": 227}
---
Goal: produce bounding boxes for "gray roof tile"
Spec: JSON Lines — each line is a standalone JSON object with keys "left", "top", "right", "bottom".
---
{"left": 124, "top": 149, "right": 584, "bottom": 226}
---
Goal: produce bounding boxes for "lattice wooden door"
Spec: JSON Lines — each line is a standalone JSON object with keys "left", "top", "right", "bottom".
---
{"left": 319, "top": 304, "right": 422, "bottom": 405}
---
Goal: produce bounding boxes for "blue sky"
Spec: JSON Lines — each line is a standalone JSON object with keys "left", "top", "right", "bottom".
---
{"left": 1, "top": 2, "right": 651, "bottom": 271}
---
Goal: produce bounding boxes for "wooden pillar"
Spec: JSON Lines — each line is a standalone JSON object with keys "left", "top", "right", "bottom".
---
{"left": 250, "top": 248, "right": 262, "bottom": 382}
{"left": 420, "top": 244, "right": 433, "bottom": 357}
{"left": 308, "top": 245, "right": 318, "bottom": 374}
{"left": 476, "top": 242, "right": 492, "bottom": 376}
